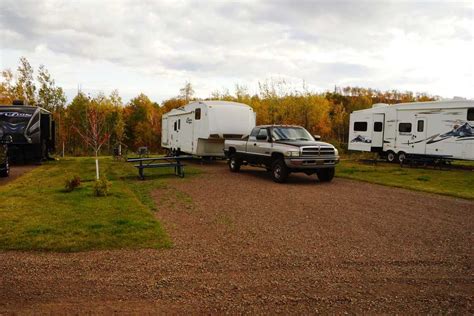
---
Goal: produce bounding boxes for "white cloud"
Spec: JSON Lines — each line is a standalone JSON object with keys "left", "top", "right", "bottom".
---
{"left": 0, "top": 0, "right": 472, "bottom": 102}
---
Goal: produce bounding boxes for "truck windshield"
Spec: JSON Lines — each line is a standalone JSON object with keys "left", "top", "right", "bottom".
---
{"left": 271, "top": 127, "right": 313, "bottom": 141}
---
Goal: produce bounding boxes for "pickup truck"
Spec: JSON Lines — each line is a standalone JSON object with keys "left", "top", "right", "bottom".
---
{"left": 0, "top": 135, "right": 12, "bottom": 177}
{"left": 224, "top": 125, "right": 339, "bottom": 183}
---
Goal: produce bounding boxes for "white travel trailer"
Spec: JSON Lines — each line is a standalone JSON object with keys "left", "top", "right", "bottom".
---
{"left": 161, "top": 100, "right": 256, "bottom": 157}
{"left": 348, "top": 100, "right": 474, "bottom": 162}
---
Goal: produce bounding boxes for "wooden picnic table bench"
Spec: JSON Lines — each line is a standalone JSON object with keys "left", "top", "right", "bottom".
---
{"left": 126, "top": 156, "right": 193, "bottom": 180}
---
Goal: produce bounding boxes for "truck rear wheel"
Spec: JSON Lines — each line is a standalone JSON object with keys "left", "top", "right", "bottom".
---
{"left": 271, "top": 159, "right": 289, "bottom": 183}
{"left": 317, "top": 167, "right": 335, "bottom": 182}
{"left": 228, "top": 155, "right": 241, "bottom": 172}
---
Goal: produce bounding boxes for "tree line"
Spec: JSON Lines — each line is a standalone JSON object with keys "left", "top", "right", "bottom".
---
{"left": 0, "top": 57, "right": 438, "bottom": 155}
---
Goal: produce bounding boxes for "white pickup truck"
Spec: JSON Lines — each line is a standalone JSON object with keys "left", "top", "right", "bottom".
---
{"left": 224, "top": 125, "right": 339, "bottom": 183}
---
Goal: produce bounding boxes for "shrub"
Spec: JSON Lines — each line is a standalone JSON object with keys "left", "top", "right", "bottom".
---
{"left": 64, "top": 175, "right": 81, "bottom": 192}
{"left": 94, "top": 176, "right": 111, "bottom": 197}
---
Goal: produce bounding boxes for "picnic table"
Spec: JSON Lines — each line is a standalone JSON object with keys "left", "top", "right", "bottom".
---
{"left": 127, "top": 155, "right": 193, "bottom": 180}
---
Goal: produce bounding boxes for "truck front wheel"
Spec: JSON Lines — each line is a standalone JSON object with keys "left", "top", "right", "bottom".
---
{"left": 317, "top": 167, "right": 335, "bottom": 182}
{"left": 228, "top": 155, "right": 241, "bottom": 172}
{"left": 271, "top": 159, "right": 289, "bottom": 183}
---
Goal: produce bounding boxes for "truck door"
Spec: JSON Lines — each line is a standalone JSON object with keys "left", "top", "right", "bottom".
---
{"left": 246, "top": 127, "right": 261, "bottom": 164}
{"left": 371, "top": 113, "right": 384, "bottom": 151}
{"left": 253, "top": 128, "right": 272, "bottom": 164}
{"left": 412, "top": 118, "right": 427, "bottom": 154}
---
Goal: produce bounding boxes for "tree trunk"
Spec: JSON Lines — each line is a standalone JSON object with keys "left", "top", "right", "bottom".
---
{"left": 95, "top": 152, "right": 100, "bottom": 180}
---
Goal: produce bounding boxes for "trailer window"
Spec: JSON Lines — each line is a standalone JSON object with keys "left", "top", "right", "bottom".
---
{"left": 417, "top": 120, "right": 424, "bottom": 132}
{"left": 399, "top": 123, "right": 412, "bottom": 133}
{"left": 195, "top": 108, "right": 201, "bottom": 120}
{"left": 174, "top": 122, "right": 177, "bottom": 131}
{"left": 354, "top": 122, "right": 367, "bottom": 132}
{"left": 178, "top": 119, "right": 181, "bottom": 130}
{"left": 468, "top": 108, "right": 474, "bottom": 121}
{"left": 373, "top": 122, "right": 383, "bottom": 132}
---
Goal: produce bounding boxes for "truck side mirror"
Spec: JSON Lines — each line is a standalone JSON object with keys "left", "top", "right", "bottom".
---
{"left": 313, "top": 135, "right": 321, "bottom": 141}
{"left": 1, "top": 135, "right": 13, "bottom": 144}
{"left": 256, "top": 134, "right": 268, "bottom": 141}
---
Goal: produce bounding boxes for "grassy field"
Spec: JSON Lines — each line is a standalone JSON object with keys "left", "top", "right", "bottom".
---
{"left": 0, "top": 157, "right": 198, "bottom": 252}
{"left": 337, "top": 160, "right": 474, "bottom": 200}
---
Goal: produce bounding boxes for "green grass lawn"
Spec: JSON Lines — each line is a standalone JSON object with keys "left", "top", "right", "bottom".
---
{"left": 337, "top": 160, "right": 474, "bottom": 200}
{"left": 0, "top": 157, "right": 199, "bottom": 252}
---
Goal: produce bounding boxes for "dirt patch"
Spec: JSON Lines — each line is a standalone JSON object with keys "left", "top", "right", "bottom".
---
{"left": 1, "top": 161, "right": 473, "bottom": 314}
{"left": 0, "top": 165, "right": 37, "bottom": 186}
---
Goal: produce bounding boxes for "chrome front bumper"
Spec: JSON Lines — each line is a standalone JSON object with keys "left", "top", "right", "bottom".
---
{"left": 284, "top": 156, "right": 339, "bottom": 169}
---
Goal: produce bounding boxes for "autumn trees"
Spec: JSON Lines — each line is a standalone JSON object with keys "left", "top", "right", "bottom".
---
{"left": 0, "top": 57, "right": 439, "bottom": 155}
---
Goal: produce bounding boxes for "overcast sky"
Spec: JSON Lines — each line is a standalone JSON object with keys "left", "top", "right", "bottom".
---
{"left": 0, "top": 0, "right": 473, "bottom": 103}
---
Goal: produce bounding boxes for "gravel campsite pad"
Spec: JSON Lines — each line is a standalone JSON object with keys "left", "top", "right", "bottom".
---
{"left": 1, "top": 162, "right": 473, "bottom": 313}
{"left": 0, "top": 165, "right": 37, "bottom": 186}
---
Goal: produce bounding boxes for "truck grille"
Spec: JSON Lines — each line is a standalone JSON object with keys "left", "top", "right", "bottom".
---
{"left": 301, "top": 146, "right": 335, "bottom": 157}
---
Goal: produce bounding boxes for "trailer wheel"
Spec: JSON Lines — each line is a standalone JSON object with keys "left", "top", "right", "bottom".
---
{"left": 228, "top": 155, "right": 241, "bottom": 172}
{"left": 316, "top": 167, "right": 335, "bottom": 182}
{"left": 271, "top": 159, "right": 289, "bottom": 183}
{"left": 0, "top": 157, "right": 9, "bottom": 177}
{"left": 386, "top": 151, "right": 396, "bottom": 163}
{"left": 397, "top": 152, "right": 406, "bottom": 163}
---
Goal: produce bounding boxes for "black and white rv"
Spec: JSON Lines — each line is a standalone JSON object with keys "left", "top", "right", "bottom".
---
{"left": 348, "top": 100, "right": 474, "bottom": 162}
{"left": 0, "top": 104, "right": 55, "bottom": 162}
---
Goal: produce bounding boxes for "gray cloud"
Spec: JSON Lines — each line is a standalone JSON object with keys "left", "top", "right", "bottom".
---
{"left": 0, "top": 0, "right": 472, "bottom": 100}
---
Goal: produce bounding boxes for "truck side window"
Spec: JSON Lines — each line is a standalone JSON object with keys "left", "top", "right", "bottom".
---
{"left": 249, "top": 127, "right": 259, "bottom": 140}
{"left": 468, "top": 108, "right": 474, "bottom": 121}
{"left": 354, "top": 122, "right": 367, "bottom": 131}
{"left": 399, "top": 123, "right": 412, "bottom": 133}
{"left": 257, "top": 128, "right": 268, "bottom": 140}
{"left": 373, "top": 122, "right": 383, "bottom": 132}
{"left": 195, "top": 108, "right": 201, "bottom": 120}
{"left": 417, "top": 120, "right": 424, "bottom": 132}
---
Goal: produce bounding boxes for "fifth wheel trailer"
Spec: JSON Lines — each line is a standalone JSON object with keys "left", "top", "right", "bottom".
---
{"left": 0, "top": 104, "right": 55, "bottom": 162}
{"left": 348, "top": 100, "right": 474, "bottom": 162}
{"left": 162, "top": 100, "right": 256, "bottom": 157}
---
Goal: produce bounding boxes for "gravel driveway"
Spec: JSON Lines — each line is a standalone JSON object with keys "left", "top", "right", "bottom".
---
{"left": 1, "top": 161, "right": 473, "bottom": 314}
{"left": 0, "top": 165, "right": 37, "bottom": 186}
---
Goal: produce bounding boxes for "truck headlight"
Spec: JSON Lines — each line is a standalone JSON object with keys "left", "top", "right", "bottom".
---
{"left": 334, "top": 148, "right": 339, "bottom": 156}
{"left": 285, "top": 151, "right": 300, "bottom": 157}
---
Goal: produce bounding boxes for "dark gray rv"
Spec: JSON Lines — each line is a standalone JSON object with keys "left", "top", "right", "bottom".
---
{"left": 0, "top": 104, "right": 55, "bottom": 162}
{"left": 0, "top": 135, "right": 11, "bottom": 177}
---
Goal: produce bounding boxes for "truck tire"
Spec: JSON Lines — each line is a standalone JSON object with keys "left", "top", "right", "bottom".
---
{"left": 228, "top": 155, "right": 241, "bottom": 172}
{"left": 317, "top": 167, "right": 335, "bottom": 182}
{"left": 0, "top": 158, "right": 9, "bottom": 177}
{"left": 271, "top": 159, "right": 289, "bottom": 183}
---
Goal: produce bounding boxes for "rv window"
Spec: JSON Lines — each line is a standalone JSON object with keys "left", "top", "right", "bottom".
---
{"left": 354, "top": 122, "right": 368, "bottom": 132}
{"left": 399, "top": 123, "right": 412, "bottom": 133}
{"left": 417, "top": 120, "right": 424, "bottom": 132}
{"left": 174, "top": 122, "right": 177, "bottom": 131}
{"left": 374, "top": 122, "right": 383, "bottom": 132}
{"left": 195, "top": 108, "right": 201, "bottom": 120}
{"left": 178, "top": 119, "right": 181, "bottom": 130}
{"left": 468, "top": 108, "right": 474, "bottom": 121}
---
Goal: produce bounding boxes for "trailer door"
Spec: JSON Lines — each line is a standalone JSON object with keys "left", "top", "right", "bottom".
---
{"left": 371, "top": 113, "right": 384, "bottom": 151}
{"left": 412, "top": 118, "right": 427, "bottom": 154}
